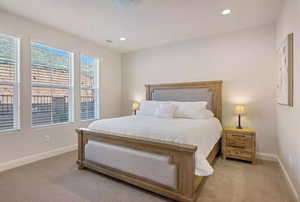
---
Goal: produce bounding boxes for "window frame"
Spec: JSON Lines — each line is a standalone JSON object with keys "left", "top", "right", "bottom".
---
{"left": 79, "top": 55, "right": 100, "bottom": 121}
{"left": 0, "top": 33, "right": 20, "bottom": 132}
{"left": 30, "top": 41, "right": 74, "bottom": 128}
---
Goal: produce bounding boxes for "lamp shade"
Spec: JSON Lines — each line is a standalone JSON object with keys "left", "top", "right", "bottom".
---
{"left": 131, "top": 102, "right": 140, "bottom": 111}
{"left": 235, "top": 105, "right": 246, "bottom": 115}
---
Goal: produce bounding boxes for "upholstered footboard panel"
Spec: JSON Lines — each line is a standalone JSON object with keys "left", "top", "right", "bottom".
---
{"left": 85, "top": 140, "right": 177, "bottom": 189}
{"left": 77, "top": 128, "right": 199, "bottom": 202}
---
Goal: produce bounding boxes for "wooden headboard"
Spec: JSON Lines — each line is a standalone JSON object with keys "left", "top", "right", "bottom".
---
{"left": 145, "top": 81, "right": 223, "bottom": 122}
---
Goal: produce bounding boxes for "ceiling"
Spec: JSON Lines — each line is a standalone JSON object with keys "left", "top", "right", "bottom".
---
{"left": 0, "top": 0, "right": 283, "bottom": 53}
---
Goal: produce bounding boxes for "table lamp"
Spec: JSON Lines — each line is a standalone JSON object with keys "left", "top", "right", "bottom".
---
{"left": 132, "top": 101, "right": 140, "bottom": 115}
{"left": 235, "top": 105, "right": 246, "bottom": 129}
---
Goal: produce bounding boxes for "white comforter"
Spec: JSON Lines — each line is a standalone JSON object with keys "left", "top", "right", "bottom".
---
{"left": 88, "top": 115, "right": 222, "bottom": 176}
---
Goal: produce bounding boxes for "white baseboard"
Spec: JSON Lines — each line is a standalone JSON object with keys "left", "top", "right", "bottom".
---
{"left": 277, "top": 157, "right": 300, "bottom": 201}
{"left": 256, "top": 152, "right": 278, "bottom": 161}
{"left": 0, "top": 145, "right": 77, "bottom": 172}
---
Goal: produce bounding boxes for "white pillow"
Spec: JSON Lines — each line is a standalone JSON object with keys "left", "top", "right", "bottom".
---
{"left": 136, "top": 100, "right": 161, "bottom": 116}
{"left": 172, "top": 101, "right": 208, "bottom": 119}
{"left": 154, "top": 103, "right": 177, "bottom": 119}
{"left": 196, "top": 109, "right": 215, "bottom": 119}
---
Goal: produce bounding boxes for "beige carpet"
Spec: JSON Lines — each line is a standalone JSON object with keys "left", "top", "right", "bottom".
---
{"left": 0, "top": 151, "right": 296, "bottom": 202}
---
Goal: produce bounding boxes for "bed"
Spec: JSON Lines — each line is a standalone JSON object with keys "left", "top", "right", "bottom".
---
{"left": 76, "top": 80, "right": 223, "bottom": 202}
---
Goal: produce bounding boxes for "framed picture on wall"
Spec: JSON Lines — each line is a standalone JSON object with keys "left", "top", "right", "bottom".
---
{"left": 277, "top": 33, "right": 294, "bottom": 106}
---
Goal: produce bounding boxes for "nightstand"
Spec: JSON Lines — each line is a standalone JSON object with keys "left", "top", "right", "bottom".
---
{"left": 222, "top": 127, "right": 256, "bottom": 164}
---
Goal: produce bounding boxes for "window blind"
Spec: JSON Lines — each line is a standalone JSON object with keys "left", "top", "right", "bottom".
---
{"left": 0, "top": 33, "right": 19, "bottom": 131}
{"left": 31, "top": 42, "right": 74, "bottom": 127}
{"left": 80, "top": 55, "right": 99, "bottom": 120}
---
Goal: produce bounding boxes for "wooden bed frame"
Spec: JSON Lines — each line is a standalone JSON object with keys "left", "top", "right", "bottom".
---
{"left": 76, "top": 80, "right": 223, "bottom": 202}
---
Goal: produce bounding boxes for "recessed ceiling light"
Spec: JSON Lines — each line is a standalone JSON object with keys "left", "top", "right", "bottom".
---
{"left": 222, "top": 9, "right": 231, "bottom": 15}
{"left": 120, "top": 37, "right": 127, "bottom": 41}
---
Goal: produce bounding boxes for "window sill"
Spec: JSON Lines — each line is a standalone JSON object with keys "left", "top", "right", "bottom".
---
{"left": 0, "top": 128, "right": 21, "bottom": 135}
{"left": 80, "top": 118, "right": 99, "bottom": 122}
{"left": 32, "top": 121, "right": 75, "bottom": 130}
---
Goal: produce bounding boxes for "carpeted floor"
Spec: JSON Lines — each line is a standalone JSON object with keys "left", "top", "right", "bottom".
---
{"left": 0, "top": 151, "right": 297, "bottom": 202}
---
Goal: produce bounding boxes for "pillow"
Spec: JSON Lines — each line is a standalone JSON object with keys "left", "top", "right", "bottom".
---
{"left": 136, "top": 100, "right": 161, "bottom": 116}
{"left": 171, "top": 101, "right": 208, "bottom": 119}
{"left": 196, "top": 109, "right": 215, "bottom": 119}
{"left": 154, "top": 103, "right": 177, "bottom": 119}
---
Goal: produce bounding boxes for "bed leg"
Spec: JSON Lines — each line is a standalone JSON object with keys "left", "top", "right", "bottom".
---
{"left": 173, "top": 152, "right": 196, "bottom": 202}
{"left": 77, "top": 160, "right": 85, "bottom": 169}
{"left": 76, "top": 129, "right": 86, "bottom": 170}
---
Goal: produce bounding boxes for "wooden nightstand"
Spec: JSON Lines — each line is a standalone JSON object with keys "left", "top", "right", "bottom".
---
{"left": 222, "top": 127, "right": 256, "bottom": 164}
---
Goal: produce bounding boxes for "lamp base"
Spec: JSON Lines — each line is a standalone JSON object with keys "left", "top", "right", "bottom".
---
{"left": 237, "top": 114, "right": 243, "bottom": 129}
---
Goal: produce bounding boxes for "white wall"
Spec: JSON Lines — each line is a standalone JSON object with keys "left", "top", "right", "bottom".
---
{"left": 122, "top": 25, "right": 277, "bottom": 155}
{"left": 276, "top": 0, "right": 300, "bottom": 197}
{"left": 0, "top": 10, "right": 122, "bottom": 166}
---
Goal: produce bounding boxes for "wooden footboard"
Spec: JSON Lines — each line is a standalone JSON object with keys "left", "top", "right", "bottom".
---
{"left": 76, "top": 128, "right": 220, "bottom": 202}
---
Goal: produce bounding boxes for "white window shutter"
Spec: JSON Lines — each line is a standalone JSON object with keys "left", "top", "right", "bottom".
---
{"left": 31, "top": 42, "right": 74, "bottom": 127}
{"left": 80, "top": 56, "right": 99, "bottom": 120}
{"left": 0, "top": 33, "right": 20, "bottom": 131}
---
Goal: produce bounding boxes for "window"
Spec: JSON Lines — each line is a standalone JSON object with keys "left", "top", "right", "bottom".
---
{"left": 31, "top": 42, "right": 74, "bottom": 127}
{"left": 0, "top": 33, "right": 20, "bottom": 131}
{"left": 80, "top": 55, "right": 99, "bottom": 120}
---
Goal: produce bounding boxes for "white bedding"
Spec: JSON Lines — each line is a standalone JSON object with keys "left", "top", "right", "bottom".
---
{"left": 88, "top": 115, "right": 222, "bottom": 176}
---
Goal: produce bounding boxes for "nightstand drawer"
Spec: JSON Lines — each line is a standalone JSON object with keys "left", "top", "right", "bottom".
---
{"left": 226, "top": 147, "right": 252, "bottom": 159}
{"left": 226, "top": 134, "right": 252, "bottom": 148}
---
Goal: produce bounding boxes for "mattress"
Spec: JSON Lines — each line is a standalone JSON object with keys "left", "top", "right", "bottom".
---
{"left": 87, "top": 115, "right": 222, "bottom": 176}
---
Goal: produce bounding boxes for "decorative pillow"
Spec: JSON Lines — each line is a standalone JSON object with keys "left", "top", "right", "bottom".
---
{"left": 171, "top": 101, "right": 208, "bottom": 119}
{"left": 154, "top": 103, "right": 177, "bottom": 119}
{"left": 136, "top": 100, "right": 161, "bottom": 116}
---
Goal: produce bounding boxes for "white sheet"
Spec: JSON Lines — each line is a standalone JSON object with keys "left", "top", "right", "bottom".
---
{"left": 88, "top": 115, "right": 222, "bottom": 176}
